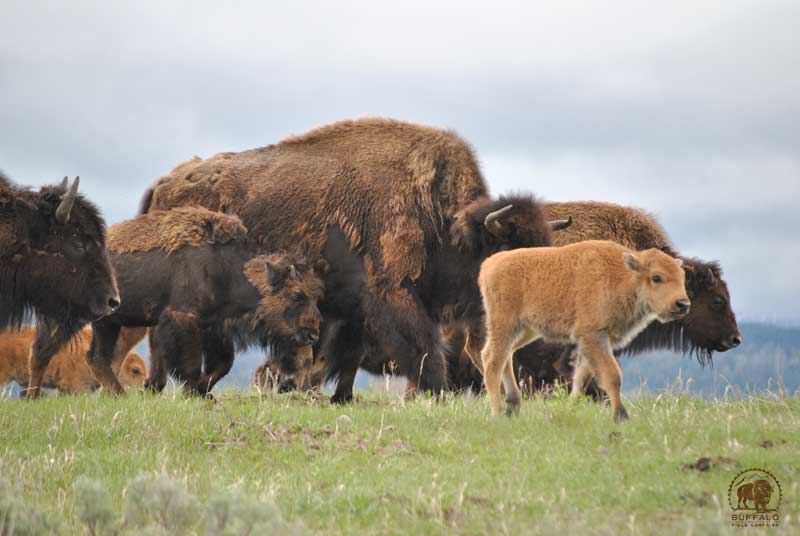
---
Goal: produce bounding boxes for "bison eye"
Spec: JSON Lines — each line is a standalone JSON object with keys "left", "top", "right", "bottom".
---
{"left": 651, "top": 275, "right": 662, "bottom": 284}
{"left": 293, "top": 292, "right": 308, "bottom": 304}
{"left": 713, "top": 296, "right": 726, "bottom": 306}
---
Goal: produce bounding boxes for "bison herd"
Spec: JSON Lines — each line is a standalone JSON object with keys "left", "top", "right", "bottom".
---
{"left": 0, "top": 117, "right": 741, "bottom": 421}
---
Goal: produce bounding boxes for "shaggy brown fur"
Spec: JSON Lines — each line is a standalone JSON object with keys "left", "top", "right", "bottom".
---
{"left": 478, "top": 241, "right": 689, "bottom": 421}
{"left": 147, "top": 118, "right": 488, "bottom": 284}
{"left": 0, "top": 326, "right": 146, "bottom": 394}
{"left": 140, "top": 117, "right": 561, "bottom": 402}
{"left": 545, "top": 201, "right": 674, "bottom": 252}
{"left": 108, "top": 206, "right": 247, "bottom": 255}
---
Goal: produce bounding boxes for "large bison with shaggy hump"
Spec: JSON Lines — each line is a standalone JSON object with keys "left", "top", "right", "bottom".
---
{"left": 0, "top": 173, "right": 120, "bottom": 398}
{"left": 451, "top": 200, "right": 740, "bottom": 394}
{"left": 94, "top": 207, "right": 324, "bottom": 395}
{"left": 138, "top": 118, "right": 569, "bottom": 402}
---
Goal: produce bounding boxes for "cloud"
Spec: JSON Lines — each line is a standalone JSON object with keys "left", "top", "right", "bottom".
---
{"left": 1, "top": 0, "right": 798, "bottom": 321}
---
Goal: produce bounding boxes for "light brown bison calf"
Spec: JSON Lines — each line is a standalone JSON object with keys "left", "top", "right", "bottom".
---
{"left": 478, "top": 240, "right": 689, "bottom": 421}
{"left": 0, "top": 326, "right": 146, "bottom": 394}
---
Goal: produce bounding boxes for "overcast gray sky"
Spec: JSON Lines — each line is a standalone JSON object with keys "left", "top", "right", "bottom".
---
{"left": 1, "top": 1, "right": 798, "bottom": 323}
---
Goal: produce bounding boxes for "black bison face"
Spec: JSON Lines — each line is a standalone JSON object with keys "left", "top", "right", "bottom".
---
{"left": 29, "top": 177, "right": 120, "bottom": 320}
{"left": 683, "top": 259, "right": 741, "bottom": 356}
{"left": 452, "top": 194, "right": 571, "bottom": 259}
{"left": 249, "top": 254, "right": 325, "bottom": 348}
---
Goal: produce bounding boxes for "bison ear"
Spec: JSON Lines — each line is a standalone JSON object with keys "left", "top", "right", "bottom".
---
{"left": 623, "top": 251, "right": 640, "bottom": 272}
{"left": 266, "top": 261, "right": 285, "bottom": 289}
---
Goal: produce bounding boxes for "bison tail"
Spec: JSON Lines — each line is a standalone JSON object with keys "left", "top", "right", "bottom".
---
{"left": 138, "top": 186, "right": 155, "bottom": 215}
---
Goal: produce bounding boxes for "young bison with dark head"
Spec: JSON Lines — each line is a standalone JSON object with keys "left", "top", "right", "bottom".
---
{"left": 91, "top": 207, "right": 324, "bottom": 395}
{"left": 479, "top": 240, "right": 689, "bottom": 421}
{"left": 0, "top": 326, "right": 146, "bottom": 394}
{"left": 0, "top": 174, "right": 120, "bottom": 398}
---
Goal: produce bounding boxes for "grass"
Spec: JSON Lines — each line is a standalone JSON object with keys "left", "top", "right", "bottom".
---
{"left": 0, "top": 388, "right": 798, "bottom": 534}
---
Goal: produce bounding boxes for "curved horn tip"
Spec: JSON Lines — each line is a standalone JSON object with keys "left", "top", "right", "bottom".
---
{"left": 484, "top": 204, "right": 514, "bottom": 226}
{"left": 60, "top": 176, "right": 69, "bottom": 190}
{"left": 549, "top": 215, "right": 573, "bottom": 231}
{"left": 55, "top": 176, "right": 80, "bottom": 224}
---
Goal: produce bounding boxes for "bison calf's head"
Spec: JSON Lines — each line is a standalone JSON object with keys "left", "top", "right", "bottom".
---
{"left": 624, "top": 249, "right": 690, "bottom": 323}
{"left": 246, "top": 254, "right": 325, "bottom": 349}
{"left": 118, "top": 351, "right": 147, "bottom": 388}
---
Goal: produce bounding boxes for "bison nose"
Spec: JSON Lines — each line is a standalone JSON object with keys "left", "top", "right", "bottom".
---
{"left": 728, "top": 334, "right": 742, "bottom": 348}
{"left": 108, "top": 297, "right": 121, "bottom": 311}
{"left": 675, "top": 300, "right": 690, "bottom": 314}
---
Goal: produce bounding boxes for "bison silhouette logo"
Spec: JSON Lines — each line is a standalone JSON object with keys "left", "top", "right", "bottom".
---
{"left": 729, "top": 468, "right": 781, "bottom": 528}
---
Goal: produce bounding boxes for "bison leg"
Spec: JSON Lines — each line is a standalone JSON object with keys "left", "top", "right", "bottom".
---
{"left": 195, "top": 333, "right": 235, "bottom": 395}
{"left": 26, "top": 318, "right": 82, "bottom": 399}
{"left": 502, "top": 359, "right": 522, "bottom": 416}
{"left": 148, "top": 310, "right": 203, "bottom": 394}
{"left": 481, "top": 332, "right": 513, "bottom": 417}
{"left": 578, "top": 334, "right": 628, "bottom": 422}
{"left": 143, "top": 332, "right": 168, "bottom": 393}
{"left": 326, "top": 320, "right": 365, "bottom": 404}
{"left": 87, "top": 320, "right": 126, "bottom": 395}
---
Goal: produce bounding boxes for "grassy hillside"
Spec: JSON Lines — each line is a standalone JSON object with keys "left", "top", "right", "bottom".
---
{"left": 0, "top": 390, "right": 797, "bottom": 534}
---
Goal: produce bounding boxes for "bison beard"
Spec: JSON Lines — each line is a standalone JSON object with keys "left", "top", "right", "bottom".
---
{"left": 139, "top": 118, "right": 565, "bottom": 402}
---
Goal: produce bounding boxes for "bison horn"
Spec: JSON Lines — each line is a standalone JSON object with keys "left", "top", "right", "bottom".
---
{"left": 289, "top": 265, "right": 298, "bottom": 279}
{"left": 55, "top": 176, "right": 80, "bottom": 224}
{"left": 549, "top": 215, "right": 573, "bottom": 231}
{"left": 59, "top": 176, "right": 69, "bottom": 191}
{"left": 484, "top": 204, "right": 514, "bottom": 237}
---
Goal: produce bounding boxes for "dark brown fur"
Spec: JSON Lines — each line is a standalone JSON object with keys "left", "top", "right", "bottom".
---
{"left": 92, "top": 208, "right": 323, "bottom": 395}
{"left": 139, "top": 118, "right": 558, "bottom": 402}
{"left": 0, "top": 172, "right": 119, "bottom": 398}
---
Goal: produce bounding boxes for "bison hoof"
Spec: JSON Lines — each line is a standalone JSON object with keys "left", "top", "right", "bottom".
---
{"left": 613, "top": 406, "right": 630, "bottom": 423}
{"left": 331, "top": 392, "right": 353, "bottom": 405}
{"left": 505, "top": 402, "right": 521, "bottom": 417}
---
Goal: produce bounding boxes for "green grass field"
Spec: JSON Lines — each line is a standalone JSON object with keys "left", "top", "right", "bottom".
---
{"left": 0, "top": 389, "right": 797, "bottom": 535}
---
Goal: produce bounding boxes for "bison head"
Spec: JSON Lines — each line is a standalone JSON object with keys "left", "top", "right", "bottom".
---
{"left": 451, "top": 194, "right": 571, "bottom": 257}
{"left": 681, "top": 258, "right": 742, "bottom": 354}
{"left": 245, "top": 253, "right": 325, "bottom": 352}
{"left": 624, "top": 248, "right": 690, "bottom": 323}
{"left": 118, "top": 351, "right": 147, "bottom": 388}
{"left": 17, "top": 177, "right": 120, "bottom": 321}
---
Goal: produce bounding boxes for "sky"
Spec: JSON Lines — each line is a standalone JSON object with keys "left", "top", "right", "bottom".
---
{"left": 1, "top": 0, "right": 798, "bottom": 323}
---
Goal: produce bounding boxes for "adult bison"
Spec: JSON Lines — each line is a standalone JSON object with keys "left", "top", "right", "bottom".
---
{"left": 451, "top": 200, "right": 741, "bottom": 394}
{"left": 0, "top": 173, "right": 120, "bottom": 398}
{"left": 138, "top": 118, "right": 570, "bottom": 402}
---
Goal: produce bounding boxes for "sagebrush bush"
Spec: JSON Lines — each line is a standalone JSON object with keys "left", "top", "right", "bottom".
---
{"left": 74, "top": 477, "right": 118, "bottom": 536}
{"left": 124, "top": 473, "right": 199, "bottom": 535}
{"left": 0, "top": 478, "right": 59, "bottom": 535}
